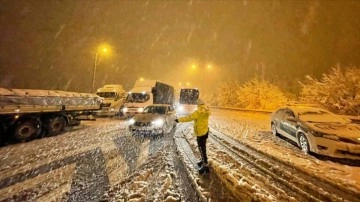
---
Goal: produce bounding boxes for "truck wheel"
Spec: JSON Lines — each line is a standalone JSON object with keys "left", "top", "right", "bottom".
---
{"left": 46, "top": 117, "right": 66, "bottom": 136}
{"left": 14, "top": 120, "right": 40, "bottom": 142}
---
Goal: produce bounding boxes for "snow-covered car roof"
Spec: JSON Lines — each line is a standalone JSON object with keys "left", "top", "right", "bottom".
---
{"left": 286, "top": 106, "right": 333, "bottom": 115}
{"left": 282, "top": 106, "right": 351, "bottom": 124}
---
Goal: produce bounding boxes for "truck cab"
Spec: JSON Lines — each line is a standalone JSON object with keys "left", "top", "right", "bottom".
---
{"left": 122, "top": 80, "right": 174, "bottom": 117}
{"left": 96, "top": 84, "right": 126, "bottom": 117}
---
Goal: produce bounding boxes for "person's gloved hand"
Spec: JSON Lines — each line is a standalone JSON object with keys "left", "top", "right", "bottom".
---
{"left": 174, "top": 119, "right": 179, "bottom": 123}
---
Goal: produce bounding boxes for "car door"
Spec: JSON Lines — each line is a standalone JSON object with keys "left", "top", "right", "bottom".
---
{"left": 279, "top": 109, "right": 298, "bottom": 141}
{"left": 273, "top": 109, "right": 286, "bottom": 135}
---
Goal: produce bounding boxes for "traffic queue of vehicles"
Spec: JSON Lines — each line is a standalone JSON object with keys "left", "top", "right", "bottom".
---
{"left": 0, "top": 80, "right": 178, "bottom": 144}
{"left": 1, "top": 83, "right": 359, "bottom": 162}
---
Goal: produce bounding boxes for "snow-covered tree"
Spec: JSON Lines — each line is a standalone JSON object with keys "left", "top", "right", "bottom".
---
{"left": 217, "top": 81, "right": 242, "bottom": 107}
{"left": 202, "top": 91, "right": 219, "bottom": 106}
{"left": 216, "top": 79, "right": 288, "bottom": 110}
{"left": 299, "top": 66, "right": 360, "bottom": 115}
{"left": 237, "top": 78, "right": 288, "bottom": 110}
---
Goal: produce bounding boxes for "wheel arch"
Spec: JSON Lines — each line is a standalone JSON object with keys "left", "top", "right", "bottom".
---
{"left": 12, "top": 114, "right": 42, "bottom": 142}
{"left": 296, "top": 131, "right": 314, "bottom": 152}
{"left": 14, "top": 114, "right": 41, "bottom": 126}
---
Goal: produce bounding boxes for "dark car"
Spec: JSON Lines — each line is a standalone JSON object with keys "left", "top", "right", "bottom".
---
{"left": 127, "top": 104, "right": 177, "bottom": 135}
{"left": 270, "top": 106, "right": 360, "bottom": 160}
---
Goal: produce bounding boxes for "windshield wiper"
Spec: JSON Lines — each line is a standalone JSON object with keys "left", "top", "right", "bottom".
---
{"left": 306, "top": 121, "right": 323, "bottom": 123}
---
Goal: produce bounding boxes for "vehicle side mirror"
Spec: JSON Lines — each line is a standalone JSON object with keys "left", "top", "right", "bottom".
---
{"left": 286, "top": 116, "right": 296, "bottom": 122}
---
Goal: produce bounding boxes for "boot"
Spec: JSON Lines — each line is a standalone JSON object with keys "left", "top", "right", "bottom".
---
{"left": 198, "top": 164, "right": 209, "bottom": 175}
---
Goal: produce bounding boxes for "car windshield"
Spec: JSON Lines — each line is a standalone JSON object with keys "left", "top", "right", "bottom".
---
{"left": 179, "top": 89, "right": 199, "bottom": 104}
{"left": 125, "top": 93, "right": 150, "bottom": 103}
{"left": 299, "top": 110, "right": 349, "bottom": 124}
{"left": 96, "top": 92, "right": 115, "bottom": 98}
{"left": 144, "top": 106, "right": 166, "bottom": 114}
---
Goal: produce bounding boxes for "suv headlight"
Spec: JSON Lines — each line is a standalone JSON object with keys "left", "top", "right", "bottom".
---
{"left": 138, "top": 108, "right": 144, "bottom": 112}
{"left": 122, "top": 107, "right": 128, "bottom": 112}
{"left": 151, "top": 119, "right": 164, "bottom": 127}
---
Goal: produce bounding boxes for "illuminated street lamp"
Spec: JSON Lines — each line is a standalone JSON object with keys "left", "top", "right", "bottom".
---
{"left": 207, "top": 64, "right": 212, "bottom": 69}
{"left": 139, "top": 77, "right": 144, "bottom": 82}
{"left": 91, "top": 45, "right": 109, "bottom": 93}
{"left": 191, "top": 64, "right": 197, "bottom": 69}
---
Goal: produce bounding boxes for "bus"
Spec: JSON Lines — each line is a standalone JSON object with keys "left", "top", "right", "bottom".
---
{"left": 176, "top": 88, "right": 199, "bottom": 115}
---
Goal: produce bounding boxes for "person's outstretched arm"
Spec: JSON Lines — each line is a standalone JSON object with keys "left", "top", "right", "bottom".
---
{"left": 176, "top": 111, "right": 198, "bottom": 123}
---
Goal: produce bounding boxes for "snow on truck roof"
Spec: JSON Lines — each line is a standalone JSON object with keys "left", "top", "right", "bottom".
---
{"left": 0, "top": 88, "right": 99, "bottom": 98}
{"left": 134, "top": 79, "right": 158, "bottom": 87}
{"left": 134, "top": 79, "right": 172, "bottom": 88}
{"left": 103, "top": 84, "right": 123, "bottom": 88}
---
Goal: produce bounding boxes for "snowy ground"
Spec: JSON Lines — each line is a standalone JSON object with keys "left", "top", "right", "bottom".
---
{"left": 210, "top": 109, "right": 360, "bottom": 192}
{"left": 0, "top": 109, "right": 359, "bottom": 201}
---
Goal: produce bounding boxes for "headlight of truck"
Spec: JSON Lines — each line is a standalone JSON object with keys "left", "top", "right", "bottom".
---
{"left": 128, "top": 118, "right": 135, "bottom": 125}
{"left": 110, "top": 108, "right": 115, "bottom": 112}
{"left": 138, "top": 108, "right": 144, "bottom": 112}
{"left": 122, "top": 107, "right": 128, "bottom": 112}
{"left": 151, "top": 119, "right": 164, "bottom": 127}
{"left": 177, "top": 105, "right": 184, "bottom": 112}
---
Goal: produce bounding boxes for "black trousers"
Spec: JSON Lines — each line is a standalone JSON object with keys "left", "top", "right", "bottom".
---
{"left": 196, "top": 131, "right": 209, "bottom": 164}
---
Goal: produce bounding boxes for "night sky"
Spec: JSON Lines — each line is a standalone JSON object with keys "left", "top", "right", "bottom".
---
{"left": 1, "top": 0, "right": 360, "bottom": 94}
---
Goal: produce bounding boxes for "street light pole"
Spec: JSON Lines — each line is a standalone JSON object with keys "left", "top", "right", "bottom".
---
{"left": 91, "top": 51, "right": 98, "bottom": 93}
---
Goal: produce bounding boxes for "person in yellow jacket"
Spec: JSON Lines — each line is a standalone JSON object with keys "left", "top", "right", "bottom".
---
{"left": 175, "top": 99, "right": 210, "bottom": 174}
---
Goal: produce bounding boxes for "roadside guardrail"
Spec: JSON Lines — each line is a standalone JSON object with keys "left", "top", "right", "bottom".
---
{"left": 210, "top": 106, "right": 272, "bottom": 114}
{"left": 210, "top": 106, "right": 360, "bottom": 124}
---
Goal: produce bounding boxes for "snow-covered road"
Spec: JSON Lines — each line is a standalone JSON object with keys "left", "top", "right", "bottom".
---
{"left": 0, "top": 109, "right": 359, "bottom": 201}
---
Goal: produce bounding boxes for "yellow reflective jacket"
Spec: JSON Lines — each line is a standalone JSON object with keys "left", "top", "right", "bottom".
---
{"left": 178, "top": 104, "right": 210, "bottom": 136}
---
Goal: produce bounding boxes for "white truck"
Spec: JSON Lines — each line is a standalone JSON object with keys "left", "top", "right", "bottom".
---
{"left": 176, "top": 88, "right": 200, "bottom": 115}
{"left": 0, "top": 88, "right": 102, "bottom": 144}
{"left": 122, "top": 80, "right": 175, "bottom": 116}
{"left": 95, "top": 84, "right": 126, "bottom": 117}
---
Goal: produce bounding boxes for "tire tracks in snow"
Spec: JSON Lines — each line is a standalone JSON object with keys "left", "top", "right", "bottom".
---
{"left": 209, "top": 127, "right": 360, "bottom": 202}
{"left": 174, "top": 123, "right": 238, "bottom": 202}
